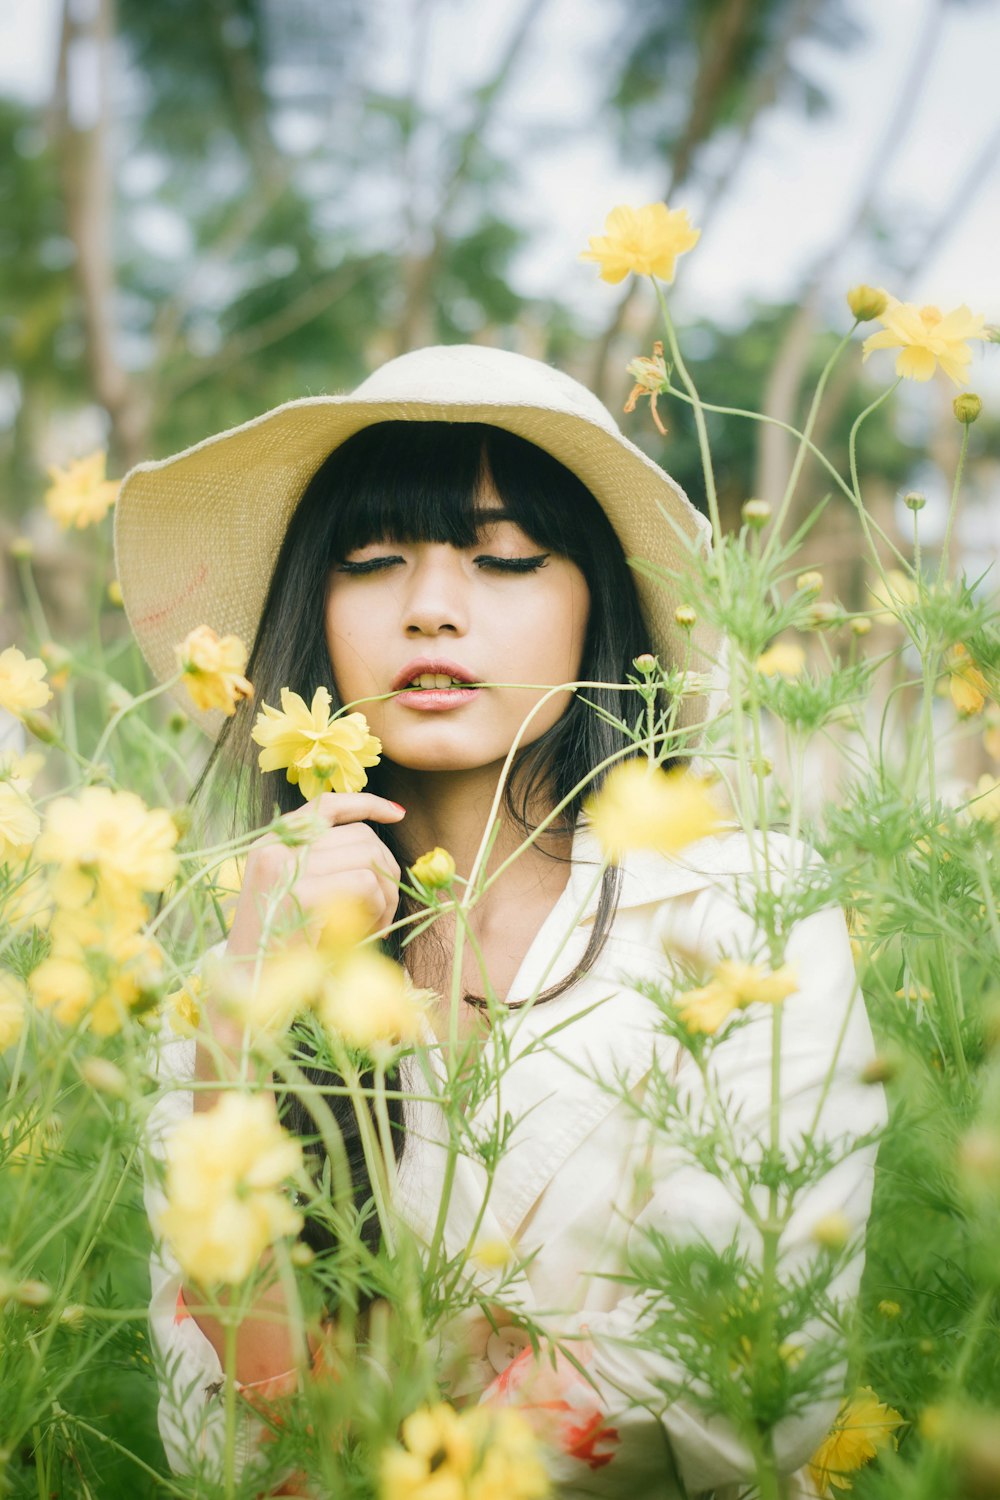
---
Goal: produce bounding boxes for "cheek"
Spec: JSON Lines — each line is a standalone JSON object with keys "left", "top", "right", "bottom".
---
{"left": 324, "top": 592, "right": 375, "bottom": 696}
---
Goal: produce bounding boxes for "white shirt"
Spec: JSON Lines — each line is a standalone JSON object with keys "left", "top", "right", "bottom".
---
{"left": 144, "top": 822, "right": 885, "bottom": 1498}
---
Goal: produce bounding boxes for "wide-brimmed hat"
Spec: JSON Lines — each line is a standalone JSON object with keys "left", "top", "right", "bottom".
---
{"left": 114, "top": 343, "right": 721, "bottom": 737}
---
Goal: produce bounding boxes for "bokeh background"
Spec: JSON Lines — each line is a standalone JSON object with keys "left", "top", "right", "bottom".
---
{"left": 1, "top": 0, "right": 998, "bottom": 672}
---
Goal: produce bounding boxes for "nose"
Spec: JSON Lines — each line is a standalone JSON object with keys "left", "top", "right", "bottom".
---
{"left": 401, "top": 545, "right": 469, "bottom": 638}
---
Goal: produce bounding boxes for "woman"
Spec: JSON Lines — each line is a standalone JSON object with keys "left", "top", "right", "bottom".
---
{"left": 123, "top": 345, "right": 885, "bottom": 1497}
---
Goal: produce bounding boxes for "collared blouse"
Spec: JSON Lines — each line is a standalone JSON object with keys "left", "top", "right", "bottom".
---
{"left": 144, "top": 823, "right": 886, "bottom": 1498}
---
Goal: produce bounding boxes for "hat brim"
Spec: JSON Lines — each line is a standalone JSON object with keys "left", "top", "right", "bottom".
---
{"left": 114, "top": 393, "right": 722, "bottom": 740}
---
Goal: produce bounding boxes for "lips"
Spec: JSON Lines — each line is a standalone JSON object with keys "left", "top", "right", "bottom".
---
{"left": 391, "top": 657, "right": 482, "bottom": 691}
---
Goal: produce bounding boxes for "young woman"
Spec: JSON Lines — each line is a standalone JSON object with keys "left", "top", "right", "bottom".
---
{"left": 123, "top": 345, "right": 885, "bottom": 1498}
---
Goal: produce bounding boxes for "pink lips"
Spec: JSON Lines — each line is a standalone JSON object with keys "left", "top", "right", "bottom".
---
{"left": 392, "top": 656, "right": 483, "bottom": 710}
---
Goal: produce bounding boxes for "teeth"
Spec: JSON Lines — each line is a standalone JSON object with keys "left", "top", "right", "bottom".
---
{"left": 410, "top": 673, "right": 468, "bottom": 689}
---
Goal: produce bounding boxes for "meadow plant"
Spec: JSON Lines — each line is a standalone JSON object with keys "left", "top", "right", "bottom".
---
{"left": 0, "top": 204, "right": 998, "bottom": 1500}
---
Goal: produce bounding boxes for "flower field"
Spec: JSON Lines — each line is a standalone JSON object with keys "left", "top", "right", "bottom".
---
{"left": 1, "top": 205, "right": 999, "bottom": 1499}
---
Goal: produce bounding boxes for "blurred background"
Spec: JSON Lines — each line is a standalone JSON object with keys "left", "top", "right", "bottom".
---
{"left": 0, "top": 0, "right": 997, "bottom": 686}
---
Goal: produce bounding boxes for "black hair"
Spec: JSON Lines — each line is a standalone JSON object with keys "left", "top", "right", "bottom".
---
{"left": 198, "top": 420, "right": 675, "bottom": 1272}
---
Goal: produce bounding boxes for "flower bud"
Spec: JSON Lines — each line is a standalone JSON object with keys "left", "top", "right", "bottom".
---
{"left": 633, "top": 653, "right": 658, "bottom": 673}
{"left": 9, "top": 536, "right": 34, "bottom": 561}
{"left": 795, "top": 572, "right": 822, "bottom": 593}
{"left": 804, "top": 601, "right": 842, "bottom": 630}
{"left": 959, "top": 1128, "right": 1000, "bottom": 1184}
{"left": 106, "top": 579, "right": 124, "bottom": 607}
{"left": 851, "top": 617, "right": 873, "bottom": 637}
{"left": 810, "top": 1212, "right": 851, "bottom": 1249}
{"left": 904, "top": 490, "right": 926, "bottom": 511}
{"left": 847, "top": 284, "right": 888, "bottom": 321}
{"left": 21, "top": 710, "right": 57, "bottom": 744}
{"left": 170, "top": 806, "right": 193, "bottom": 840}
{"left": 411, "top": 847, "right": 456, "bottom": 890}
{"left": 878, "top": 1300, "right": 901, "bottom": 1319}
{"left": 674, "top": 606, "right": 696, "bottom": 629}
{"left": 39, "top": 642, "right": 71, "bottom": 673}
{"left": 953, "top": 393, "right": 982, "bottom": 425}
{"left": 742, "top": 499, "right": 771, "bottom": 529}
{"left": 79, "top": 1058, "right": 128, "bottom": 1097}
{"left": 167, "top": 711, "right": 189, "bottom": 735}
{"left": 860, "top": 1054, "right": 898, "bottom": 1085}
{"left": 16, "top": 1279, "right": 51, "bottom": 1307}
{"left": 289, "top": 1241, "right": 315, "bottom": 1267}
{"left": 60, "top": 1303, "right": 86, "bottom": 1328}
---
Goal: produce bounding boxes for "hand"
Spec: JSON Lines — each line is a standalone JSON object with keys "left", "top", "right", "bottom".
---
{"left": 226, "top": 793, "right": 406, "bottom": 961}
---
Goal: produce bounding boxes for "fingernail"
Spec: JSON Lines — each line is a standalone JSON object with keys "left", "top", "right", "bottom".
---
{"left": 389, "top": 801, "right": 406, "bottom": 813}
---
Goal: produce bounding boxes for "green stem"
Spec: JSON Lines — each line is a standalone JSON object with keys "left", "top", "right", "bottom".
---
{"left": 653, "top": 280, "right": 723, "bottom": 553}
{"left": 90, "top": 671, "right": 183, "bottom": 768}
{"left": 936, "top": 422, "right": 971, "bottom": 587}
{"left": 223, "top": 1315, "right": 238, "bottom": 1500}
{"left": 762, "top": 325, "right": 857, "bottom": 567}
{"left": 848, "top": 380, "right": 903, "bottom": 591}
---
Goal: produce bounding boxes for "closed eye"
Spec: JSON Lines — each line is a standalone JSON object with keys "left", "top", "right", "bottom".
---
{"left": 475, "top": 553, "right": 550, "bottom": 572}
{"left": 334, "top": 553, "right": 550, "bottom": 575}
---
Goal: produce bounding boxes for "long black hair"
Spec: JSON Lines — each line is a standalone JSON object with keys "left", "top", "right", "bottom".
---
{"left": 197, "top": 420, "right": 674, "bottom": 1267}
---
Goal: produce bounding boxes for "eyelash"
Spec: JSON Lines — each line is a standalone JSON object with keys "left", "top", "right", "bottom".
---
{"left": 335, "top": 553, "right": 550, "bottom": 575}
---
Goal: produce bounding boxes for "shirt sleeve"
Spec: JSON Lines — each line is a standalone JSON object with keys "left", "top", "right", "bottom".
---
{"left": 479, "top": 871, "right": 887, "bottom": 1498}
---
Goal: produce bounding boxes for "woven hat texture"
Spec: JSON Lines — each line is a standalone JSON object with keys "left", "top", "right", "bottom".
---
{"left": 114, "top": 343, "right": 720, "bottom": 737}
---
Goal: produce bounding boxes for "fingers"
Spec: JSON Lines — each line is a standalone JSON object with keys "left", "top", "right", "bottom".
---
{"left": 301, "top": 792, "right": 406, "bottom": 827}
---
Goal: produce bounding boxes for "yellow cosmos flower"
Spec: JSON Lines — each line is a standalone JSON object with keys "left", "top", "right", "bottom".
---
{"left": 318, "top": 949, "right": 426, "bottom": 1054}
{"left": 807, "top": 1386, "right": 904, "bottom": 1495}
{"left": 755, "top": 642, "right": 806, "bottom": 678}
{"left": 176, "top": 625, "right": 254, "bottom": 716}
{"left": 862, "top": 295, "right": 987, "bottom": 386}
{"left": 676, "top": 959, "right": 800, "bottom": 1035}
{"left": 380, "top": 1402, "right": 548, "bottom": 1500}
{"left": 949, "top": 643, "right": 992, "bottom": 717}
{"left": 0, "top": 647, "right": 53, "bottom": 718}
{"left": 157, "top": 1092, "right": 303, "bottom": 1286}
{"left": 0, "top": 780, "right": 40, "bottom": 865}
{"left": 0, "top": 972, "right": 27, "bottom": 1051}
{"left": 251, "top": 686, "right": 381, "bottom": 800}
{"left": 581, "top": 202, "right": 700, "bottom": 285}
{"left": 868, "top": 569, "right": 919, "bottom": 625}
{"left": 163, "top": 973, "right": 203, "bottom": 1034}
{"left": 585, "top": 761, "right": 720, "bottom": 865}
{"left": 29, "top": 906, "right": 164, "bottom": 1035}
{"left": 44, "top": 451, "right": 119, "bottom": 529}
{"left": 35, "top": 787, "right": 179, "bottom": 913}
{"left": 411, "top": 846, "right": 456, "bottom": 890}
{"left": 211, "top": 946, "right": 327, "bottom": 1038}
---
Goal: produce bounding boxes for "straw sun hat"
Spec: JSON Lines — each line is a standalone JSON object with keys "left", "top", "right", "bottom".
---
{"left": 114, "top": 343, "right": 721, "bottom": 737}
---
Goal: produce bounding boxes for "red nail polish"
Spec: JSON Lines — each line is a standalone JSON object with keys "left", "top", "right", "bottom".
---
{"left": 389, "top": 801, "right": 406, "bottom": 812}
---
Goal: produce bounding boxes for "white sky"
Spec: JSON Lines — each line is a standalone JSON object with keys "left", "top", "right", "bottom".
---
{"left": 1, "top": 0, "right": 997, "bottom": 393}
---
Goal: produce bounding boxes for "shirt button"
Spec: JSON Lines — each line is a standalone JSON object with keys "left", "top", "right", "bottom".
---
{"left": 486, "top": 1327, "right": 532, "bottom": 1374}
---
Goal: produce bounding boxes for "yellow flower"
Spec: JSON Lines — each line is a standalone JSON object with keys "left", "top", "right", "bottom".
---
{"left": 878, "top": 1300, "right": 901, "bottom": 1319}
{"left": 29, "top": 906, "right": 164, "bottom": 1035}
{"left": 0, "top": 780, "right": 40, "bottom": 864}
{"left": 35, "top": 787, "right": 179, "bottom": 911}
{"left": 624, "top": 340, "right": 669, "bottom": 434}
{"left": 0, "top": 647, "right": 52, "bottom": 717}
{"left": 584, "top": 761, "right": 720, "bottom": 865}
{"left": 318, "top": 949, "right": 426, "bottom": 1054}
{"left": 44, "top": 451, "right": 119, "bottom": 529}
{"left": 411, "top": 846, "right": 456, "bottom": 890}
{"left": 176, "top": 625, "right": 254, "bottom": 716}
{"left": 472, "top": 1238, "right": 515, "bottom": 1270}
{"left": 755, "top": 642, "right": 806, "bottom": 678}
{"left": 165, "top": 974, "right": 202, "bottom": 1034}
{"left": 251, "top": 686, "right": 381, "bottom": 800}
{"left": 676, "top": 959, "right": 800, "bottom": 1035}
{"left": 380, "top": 1402, "right": 548, "bottom": 1500}
{"left": 862, "top": 295, "right": 987, "bottom": 386}
{"left": 868, "top": 569, "right": 919, "bottom": 624}
{"left": 211, "top": 946, "right": 326, "bottom": 1038}
{"left": 157, "top": 1092, "right": 303, "bottom": 1286}
{"left": 807, "top": 1386, "right": 904, "bottom": 1495}
{"left": 0, "top": 972, "right": 26, "bottom": 1051}
{"left": 580, "top": 202, "right": 700, "bottom": 285}
{"left": 969, "top": 774, "right": 1000, "bottom": 822}
{"left": 949, "top": 643, "right": 991, "bottom": 717}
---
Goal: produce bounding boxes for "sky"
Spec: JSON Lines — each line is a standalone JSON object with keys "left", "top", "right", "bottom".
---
{"left": 1, "top": 0, "right": 997, "bottom": 395}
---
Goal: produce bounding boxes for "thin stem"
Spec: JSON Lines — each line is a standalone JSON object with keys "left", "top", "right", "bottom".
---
{"left": 936, "top": 421, "right": 971, "bottom": 587}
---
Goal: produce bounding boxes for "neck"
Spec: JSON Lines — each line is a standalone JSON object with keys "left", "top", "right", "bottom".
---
{"left": 379, "top": 761, "right": 573, "bottom": 903}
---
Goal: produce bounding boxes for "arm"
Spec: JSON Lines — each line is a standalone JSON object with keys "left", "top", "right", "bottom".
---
{"left": 481, "top": 890, "right": 886, "bottom": 1495}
